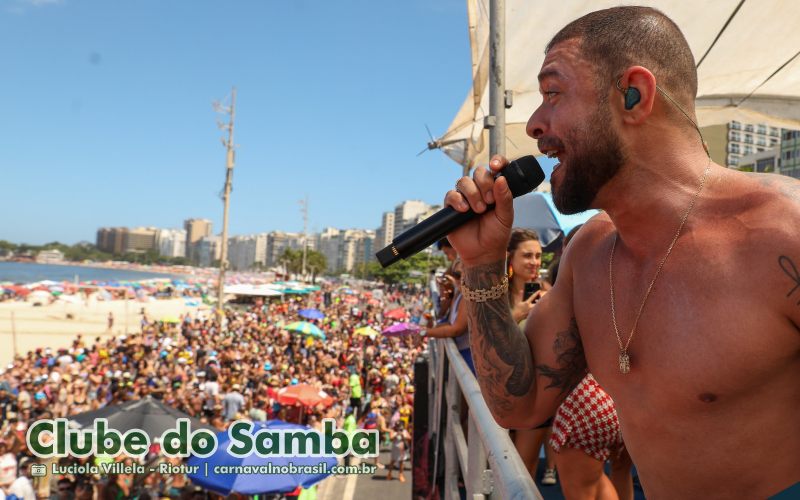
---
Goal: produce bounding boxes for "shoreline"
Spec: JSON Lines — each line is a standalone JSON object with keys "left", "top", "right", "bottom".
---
{"left": 0, "top": 260, "right": 278, "bottom": 285}
{"left": 0, "top": 297, "right": 207, "bottom": 365}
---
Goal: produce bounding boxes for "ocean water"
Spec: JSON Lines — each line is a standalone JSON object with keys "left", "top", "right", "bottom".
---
{"left": 0, "top": 262, "right": 176, "bottom": 284}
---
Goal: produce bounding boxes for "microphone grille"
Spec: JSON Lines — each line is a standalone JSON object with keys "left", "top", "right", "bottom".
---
{"left": 503, "top": 156, "right": 545, "bottom": 197}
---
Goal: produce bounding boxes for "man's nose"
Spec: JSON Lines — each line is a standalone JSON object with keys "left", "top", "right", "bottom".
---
{"left": 526, "top": 104, "right": 547, "bottom": 140}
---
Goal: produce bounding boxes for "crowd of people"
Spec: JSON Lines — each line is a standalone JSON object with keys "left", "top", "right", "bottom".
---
{"left": 0, "top": 282, "right": 428, "bottom": 498}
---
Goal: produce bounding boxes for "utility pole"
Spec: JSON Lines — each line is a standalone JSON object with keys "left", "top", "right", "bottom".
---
{"left": 488, "top": 0, "right": 506, "bottom": 159}
{"left": 214, "top": 87, "right": 237, "bottom": 316}
{"left": 299, "top": 196, "right": 309, "bottom": 279}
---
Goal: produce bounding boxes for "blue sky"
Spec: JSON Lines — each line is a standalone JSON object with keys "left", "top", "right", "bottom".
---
{"left": 1, "top": 0, "right": 552, "bottom": 245}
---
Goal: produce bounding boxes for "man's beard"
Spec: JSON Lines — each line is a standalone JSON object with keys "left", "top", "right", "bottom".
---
{"left": 551, "top": 103, "right": 626, "bottom": 214}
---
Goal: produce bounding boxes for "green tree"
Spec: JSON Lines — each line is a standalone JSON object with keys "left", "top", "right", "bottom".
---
{"left": 305, "top": 250, "right": 327, "bottom": 283}
{"left": 279, "top": 248, "right": 327, "bottom": 282}
{"left": 365, "top": 252, "right": 446, "bottom": 285}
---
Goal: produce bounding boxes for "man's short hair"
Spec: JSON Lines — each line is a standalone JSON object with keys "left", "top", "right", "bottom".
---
{"left": 547, "top": 6, "right": 697, "bottom": 112}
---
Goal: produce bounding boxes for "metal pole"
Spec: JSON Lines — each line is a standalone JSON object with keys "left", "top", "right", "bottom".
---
{"left": 300, "top": 196, "right": 308, "bottom": 279}
{"left": 216, "top": 87, "right": 237, "bottom": 317}
{"left": 489, "top": 0, "right": 506, "bottom": 159}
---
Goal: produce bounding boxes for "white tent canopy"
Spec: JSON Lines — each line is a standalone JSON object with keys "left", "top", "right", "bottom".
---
{"left": 437, "top": 0, "right": 800, "bottom": 169}
{"left": 223, "top": 284, "right": 283, "bottom": 297}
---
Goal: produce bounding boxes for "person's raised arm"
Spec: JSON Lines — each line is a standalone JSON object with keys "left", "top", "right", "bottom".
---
{"left": 425, "top": 296, "right": 468, "bottom": 339}
{"left": 445, "top": 155, "right": 584, "bottom": 429}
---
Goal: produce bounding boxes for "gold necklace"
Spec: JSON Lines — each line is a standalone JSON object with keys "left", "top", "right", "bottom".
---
{"left": 609, "top": 159, "right": 711, "bottom": 374}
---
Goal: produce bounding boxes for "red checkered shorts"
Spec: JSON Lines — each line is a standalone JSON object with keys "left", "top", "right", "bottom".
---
{"left": 549, "top": 373, "right": 623, "bottom": 462}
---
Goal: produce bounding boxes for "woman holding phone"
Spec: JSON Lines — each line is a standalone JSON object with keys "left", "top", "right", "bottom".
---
{"left": 506, "top": 229, "right": 558, "bottom": 486}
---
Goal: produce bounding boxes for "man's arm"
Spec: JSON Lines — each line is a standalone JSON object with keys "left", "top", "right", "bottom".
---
{"left": 464, "top": 244, "right": 584, "bottom": 429}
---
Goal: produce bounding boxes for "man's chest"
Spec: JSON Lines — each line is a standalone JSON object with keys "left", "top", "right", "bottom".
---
{"left": 570, "top": 242, "right": 794, "bottom": 410}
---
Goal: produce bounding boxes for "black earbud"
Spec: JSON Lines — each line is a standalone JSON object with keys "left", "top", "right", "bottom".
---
{"left": 624, "top": 87, "right": 641, "bottom": 110}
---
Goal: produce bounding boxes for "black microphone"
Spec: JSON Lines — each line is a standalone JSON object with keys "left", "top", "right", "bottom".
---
{"left": 375, "top": 155, "right": 545, "bottom": 268}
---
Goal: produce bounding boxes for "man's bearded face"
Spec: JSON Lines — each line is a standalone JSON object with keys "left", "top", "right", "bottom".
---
{"left": 549, "top": 99, "right": 626, "bottom": 214}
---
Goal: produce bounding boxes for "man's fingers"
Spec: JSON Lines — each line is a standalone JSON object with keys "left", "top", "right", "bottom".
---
{"left": 492, "top": 176, "right": 514, "bottom": 228}
{"left": 444, "top": 190, "right": 469, "bottom": 212}
{"left": 456, "top": 176, "right": 487, "bottom": 213}
{"left": 489, "top": 155, "right": 509, "bottom": 174}
{"left": 473, "top": 167, "right": 495, "bottom": 205}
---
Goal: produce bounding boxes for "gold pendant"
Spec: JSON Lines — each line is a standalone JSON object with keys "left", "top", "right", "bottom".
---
{"left": 619, "top": 352, "right": 630, "bottom": 374}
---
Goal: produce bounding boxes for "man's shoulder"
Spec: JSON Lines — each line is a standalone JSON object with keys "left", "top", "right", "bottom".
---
{"left": 731, "top": 171, "right": 800, "bottom": 237}
{"left": 562, "top": 213, "right": 614, "bottom": 257}
{"left": 738, "top": 171, "right": 800, "bottom": 217}
{"left": 743, "top": 171, "right": 800, "bottom": 204}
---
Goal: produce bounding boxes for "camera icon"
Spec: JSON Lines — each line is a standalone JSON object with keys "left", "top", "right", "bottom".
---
{"left": 30, "top": 464, "right": 47, "bottom": 477}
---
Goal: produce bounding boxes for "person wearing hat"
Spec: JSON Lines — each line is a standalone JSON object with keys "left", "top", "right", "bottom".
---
{"left": 222, "top": 383, "right": 245, "bottom": 421}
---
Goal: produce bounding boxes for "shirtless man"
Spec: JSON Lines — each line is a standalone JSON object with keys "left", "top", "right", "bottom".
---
{"left": 445, "top": 6, "right": 800, "bottom": 499}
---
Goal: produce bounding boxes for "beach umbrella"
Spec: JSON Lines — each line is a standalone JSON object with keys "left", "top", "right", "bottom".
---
{"left": 277, "top": 385, "right": 334, "bottom": 408}
{"left": 298, "top": 308, "right": 325, "bottom": 320}
{"left": 384, "top": 307, "right": 407, "bottom": 320}
{"left": 382, "top": 322, "right": 421, "bottom": 337}
{"left": 161, "top": 316, "right": 181, "bottom": 324}
{"left": 69, "top": 396, "right": 213, "bottom": 441}
{"left": 354, "top": 326, "right": 380, "bottom": 337}
{"left": 4, "top": 286, "right": 30, "bottom": 296}
{"left": 284, "top": 321, "right": 326, "bottom": 340}
{"left": 186, "top": 420, "right": 336, "bottom": 495}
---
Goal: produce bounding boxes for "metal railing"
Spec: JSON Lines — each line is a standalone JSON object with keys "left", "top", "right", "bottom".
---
{"left": 428, "top": 338, "right": 542, "bottom": 500}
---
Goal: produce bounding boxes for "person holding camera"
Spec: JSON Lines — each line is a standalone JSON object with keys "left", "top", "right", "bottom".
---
{"left": 505, "top": 229, "right": 557, "bottom": 485}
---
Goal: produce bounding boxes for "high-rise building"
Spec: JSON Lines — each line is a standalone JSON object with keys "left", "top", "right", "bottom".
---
{"left": 184, "top": 218, "right": 212, "bottom": 263}
{"left": 394, "top": 200, "right": 431, "bottom": 236}
{"left": 702, "top": 120, "right": 783, "bottom": 169}
{"left": 342, "top": 229, "right": 375, "bottom": 272}
{"left": 156, "top": 229, "right": 187, "bottom": 259}
{"left": 96, "top": 227, "right": 127, "bottom": 254}
{"left": 317, "top": 228, "right": 375, "bottom": 272}
{"left": 123, "top": 227, "right": 158, "bottom": 254}
{"left": 316, "top": 228, "right": 338, "bottom": 272}
{"left": 375, "top": 212, "right": 395, "bottom": 249}
{"left": 780, "top": 129, "right": 800, "bottom": 179}
{"left": 737, "top": 149, "right": 781, "bottom": 174}
{"left": 228, "top": 233, "right": 268, "bottom": 271}
{"left": 265, "top": 232, "right": 311, "bottom": 268}
{"left": 196, "top": 235, "right": 221, "bottom": 267}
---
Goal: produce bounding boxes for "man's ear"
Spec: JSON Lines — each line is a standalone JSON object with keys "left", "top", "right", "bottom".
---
{"left": 616, "top": 66, "right": 657, "bottom": 123}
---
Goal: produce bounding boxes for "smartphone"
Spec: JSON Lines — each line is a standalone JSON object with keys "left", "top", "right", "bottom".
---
{"left": 523, "top": 282, "right": 541, "bottom": 301}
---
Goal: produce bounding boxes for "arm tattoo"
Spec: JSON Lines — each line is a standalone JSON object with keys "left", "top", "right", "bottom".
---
{"left": 779, "top": 255, "right": 800, "bottom": 305}
{"left": 536, "top": 317, "right": 587, "bottom": 395}
{"left": 464, "top": 261, "right": 535, "bottom": 416}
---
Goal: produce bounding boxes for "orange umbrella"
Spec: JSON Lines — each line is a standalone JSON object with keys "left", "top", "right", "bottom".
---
{"left": 384, "top": 307, "right": 406, "bottom": 320}
{"left": 277, "top": 384, "right": 334, "bottom": 408}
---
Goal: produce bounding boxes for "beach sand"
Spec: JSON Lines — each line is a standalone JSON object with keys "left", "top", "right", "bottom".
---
{"left": 0, "top": 298, "right": 209, "bottom": 365}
